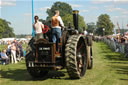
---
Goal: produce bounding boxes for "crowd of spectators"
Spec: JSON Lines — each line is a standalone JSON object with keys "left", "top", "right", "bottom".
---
{"left": 94, "top": 32, "right": 128, "bottom": 58}
{"left": 108, "top": 33, "right": 128, "bottom": 44}
{"left": 0, "top": 39, "right": 25, "bottom": 65}
{"left": 0, "top": 39, "right": 28, "bottom": 45}
{"left": 107, "top": 33, "right": 128, "bottom": 54}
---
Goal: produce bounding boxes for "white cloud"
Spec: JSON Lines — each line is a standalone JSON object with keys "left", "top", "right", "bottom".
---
{"left": 81, "top": 10, "right": 88, "bottom": 13}
{"left": 92, "top": 0, "right": 128, "bottom": 1}
{"left": 3, "top": 0, "right": 16, "bottom": 1}
{"left": 105, "top": 6, "right": 128, "bottom": 15}
{"left": 91, "top": 0, "right": 112, "bottom": 4}
{"left": 121, "top": 15, "right": 128, "bottom": 18}
{"left": 122, "top": 11, "right": 128, "bottom": 14}
{"left": 24, "top": 13, "right": 45, "bottom": 17}
{"left": 112, "top": 15, "right": 128, "bottom": 19}
{"left": 70, "top": 4, "right": 82, "bottom": 8}
{"left": 113, "top": 0, "right": 128, "bottom": 1}
{"left": 24, "top": 6, "right": 49, "bottom": 19}
{"left": 112, "top": 16, "right": 119, "bottom": 19}
{"left": 104, "top": 5, "right": 114, "bottom": 8}
{"left": 106, "top": 7, "right": 125, "bottom": 12}
{"left": 40, "top": 7, "right": 50, "bottom": 11}
{"left": 91, "top": 0, "right": 128, "bottom": 4}
{"left": 24, "top": 13, "right": 32, "bottom": 16}
{"left": 0, "top": 0, "right": 16, "bottom": 6}
{"left": 89, "top": 6, "right": 99, "bottom": 10}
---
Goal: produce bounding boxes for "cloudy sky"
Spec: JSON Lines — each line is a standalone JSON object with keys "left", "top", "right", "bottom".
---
{"left": 0, "top": 0, "right": 128, "bottom": 34}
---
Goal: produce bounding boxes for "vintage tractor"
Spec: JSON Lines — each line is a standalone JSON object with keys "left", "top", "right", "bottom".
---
{"left": 25, "top": 10, "right": 93, "bottom": 79}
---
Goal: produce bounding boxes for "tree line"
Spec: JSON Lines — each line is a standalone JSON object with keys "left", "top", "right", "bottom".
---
{"left": 0, "top": 18, "right": 15, "bottom": 38}
{"left": 0, "top": 1, "right": 115, "bottom": 38}
{"left": 40, "top": 1, "right": 87, "bottom": 32}
{"left": 87, "top": 14, "right": 114, "bottom": 36}
{"left": 41, "top": 1, "right": 114, "bottom": 36}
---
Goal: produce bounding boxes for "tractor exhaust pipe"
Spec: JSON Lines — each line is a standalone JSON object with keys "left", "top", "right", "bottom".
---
{"left": 73, "top": 10, "right": 79, "bottom": 30}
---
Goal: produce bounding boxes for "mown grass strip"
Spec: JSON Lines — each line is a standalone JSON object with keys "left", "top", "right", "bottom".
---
{"left": 0, "top": 42, "right": 128, "bottom": 85}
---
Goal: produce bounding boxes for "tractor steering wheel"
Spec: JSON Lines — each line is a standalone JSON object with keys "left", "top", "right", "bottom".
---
{"left": 43, "top": 25, "right": 49, "bottom": 33}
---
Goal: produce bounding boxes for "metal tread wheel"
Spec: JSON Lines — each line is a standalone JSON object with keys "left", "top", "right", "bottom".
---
{"left": 65, "top": 35, "right": 87, "bottom": 79}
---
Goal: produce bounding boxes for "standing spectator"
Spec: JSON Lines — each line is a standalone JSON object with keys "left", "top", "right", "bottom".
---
{"left": 0, "top": 49, "right": 10, "bottom": 65}
{"left": 13, "top": 39, "right": 20, "bottom": 60}
{"left": 6, "top": 41, "right": 11, "bottom": 57}
{"left": 120, "top": 36, "right": 125, "bottom": 44}
{"left": 13, "top": 39, "right": 18, "bottom": 50}
{"left": 18, "top": 42, "right": 24, "bottom": 59}
{"left": 11, "top": 43, "right": 17, "bottom": 64}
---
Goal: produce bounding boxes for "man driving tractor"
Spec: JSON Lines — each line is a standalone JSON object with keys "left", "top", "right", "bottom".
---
{"left": 51, "top": 10, "right": 64, "bottom": 53}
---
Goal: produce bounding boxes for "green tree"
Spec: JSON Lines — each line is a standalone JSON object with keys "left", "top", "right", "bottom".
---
{"left": 46, "top": 1, "right": 72, "bottom": 20}
{"left": 2, "top": 27, "right": 15, "bottom": 38}
{"left": 62, "top": 14, "right": 86, "bottom": 31}
{"left": 0, "top": 18, "right": 15, "bottom": 38}
{"left": 78, "top": 15, "right": 87, "bottom": 31}
{"left": 0, "top": 19, "right": 6, "bottom": 38}
{"left": 46, "top": 1, "right": 87, "bottom": 31}
{"left": 87, "top": 22, "right": 96, "bottom": 33}
{"left": 96, "top": 14, "right": 114, "bottom": 36}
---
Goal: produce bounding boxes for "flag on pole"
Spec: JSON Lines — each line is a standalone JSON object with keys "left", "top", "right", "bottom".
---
{"left": 114, "top": 28, "right": 116, "bottom": 34}
{"left": 117, "top": 22, "right": 120, "bottom": 33}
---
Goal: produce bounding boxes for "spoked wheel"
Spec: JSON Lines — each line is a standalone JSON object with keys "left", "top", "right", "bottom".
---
{"left": 66, "top": 35, "right": 87, "bottom": 79}
{"left": 87, "top": 46, "right": 93, "bottom": 69}
{"left": 76, "top": 40, "right": 87, "bottom": 77}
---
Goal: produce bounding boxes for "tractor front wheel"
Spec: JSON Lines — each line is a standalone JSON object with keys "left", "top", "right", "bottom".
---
{"left": 87, "top": 46, "right": 93, "bottom": 69}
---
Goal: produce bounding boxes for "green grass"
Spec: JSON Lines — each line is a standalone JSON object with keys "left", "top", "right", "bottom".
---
{"left": 0, "top": 42, "right": 128, "bottom": 85}
{"left": 22, "top": 44, "right": 27, "bottom": 51}
{"left": 0, "top": 44, "right": 27, "bottom": 51}
{"left": 0, "top": 45, "right": 7, "bottom": 51}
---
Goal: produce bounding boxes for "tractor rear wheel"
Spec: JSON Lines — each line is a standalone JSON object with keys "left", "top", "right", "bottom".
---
{"left": 25, "top": 37, "right": 36, "bottom": 67}
{"left": 65, "top": 35, "right": 87, "bottom": 79}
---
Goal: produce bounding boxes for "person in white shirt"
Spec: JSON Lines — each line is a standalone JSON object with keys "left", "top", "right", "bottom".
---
{"left": 51, "top": 10, "right": 64, "bottom": 53}
{"left": 11, "top": 43, "right": 17, "bottom": 64}
{"left": 1, "top": 49, "right": 10, "bottom": 64}
{"left": 84, "top": 30, "right": 88, "bottom": 35}
{"left": 33, "top": 15, "right": 44, "bottom": 40}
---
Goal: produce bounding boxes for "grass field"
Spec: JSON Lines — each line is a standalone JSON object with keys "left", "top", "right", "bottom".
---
{"left": 0, "top": 45, "right": 6, "bottom": 51}
{"left": 0, "top": 44, "right": 27, "bottom": 51}
{"left": 0, "top": 42, "right": 128, "bottom": 85}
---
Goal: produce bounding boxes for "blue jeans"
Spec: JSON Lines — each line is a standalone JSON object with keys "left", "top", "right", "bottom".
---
{"left": 52, "top": 28, "right": 61, "bottom": 51}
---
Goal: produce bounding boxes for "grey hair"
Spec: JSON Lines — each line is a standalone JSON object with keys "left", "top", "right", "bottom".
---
{"left": 55, "top": 10, "right": 59, "bottom": 14}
